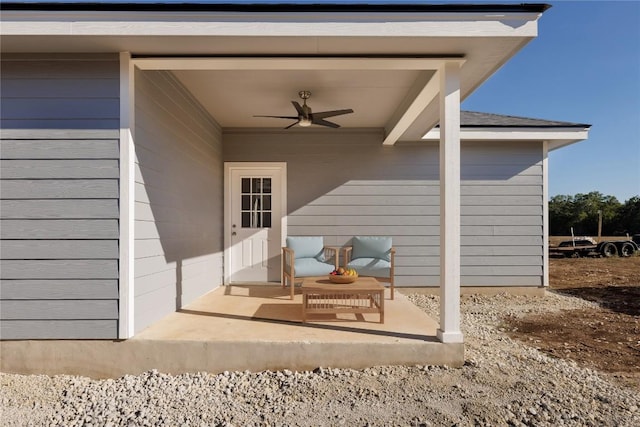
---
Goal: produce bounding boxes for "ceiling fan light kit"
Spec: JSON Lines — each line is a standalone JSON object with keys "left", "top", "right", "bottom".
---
{"left": 254, "top": 90, "right": 354, "bottom": 129}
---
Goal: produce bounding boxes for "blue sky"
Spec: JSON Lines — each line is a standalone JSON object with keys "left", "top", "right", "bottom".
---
{"left": 462, "top": 1, "right": 640, "bottom": 203}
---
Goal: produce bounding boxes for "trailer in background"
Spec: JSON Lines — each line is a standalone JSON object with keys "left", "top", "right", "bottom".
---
{"left": 549, "top": 235, "right": 639, "bottom": 258}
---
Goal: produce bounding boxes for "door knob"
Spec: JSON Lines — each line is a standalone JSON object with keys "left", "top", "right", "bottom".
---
{"left": 232, "top": 232, "right": 237, "bottom": 236}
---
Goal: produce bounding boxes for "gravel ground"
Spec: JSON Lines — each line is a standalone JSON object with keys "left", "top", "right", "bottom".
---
{"left": 2, "top": 292, "right": 639, "bottom": 426}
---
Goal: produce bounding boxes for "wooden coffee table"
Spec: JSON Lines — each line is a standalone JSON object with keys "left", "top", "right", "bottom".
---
{"left": 301, "top": 276, "right": 385, "bottom": 323}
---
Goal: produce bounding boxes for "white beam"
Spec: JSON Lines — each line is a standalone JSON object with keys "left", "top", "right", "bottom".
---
{"left": 383, "top": 71, "right": 440, "bottom": 146}
{"left": 437, "top": 61, "right": 464, "bottom": 344}
{"left": 118, "top": 52, "right": 136, "bottom": 339}
{"left": 133, "top": 57, "right": 460, "bottom": 71}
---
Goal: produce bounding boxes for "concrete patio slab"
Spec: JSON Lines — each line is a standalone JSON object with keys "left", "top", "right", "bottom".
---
{"left": 0, "top": 285, "right": 464, "bottom": 378}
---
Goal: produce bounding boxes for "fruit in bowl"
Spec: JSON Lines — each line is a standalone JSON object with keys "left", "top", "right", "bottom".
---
{"left": 329, "top": 267, "right": 358, "bottom": 283}
{"left": 329, "top": 267, "right": 357, "bottom": 277}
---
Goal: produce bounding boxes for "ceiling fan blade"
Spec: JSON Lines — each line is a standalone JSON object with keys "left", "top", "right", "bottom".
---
{"left": 291, "top": 101, "right": 305, "bottom": 116}
{"left": 254, "top": 115, "right": 299, "bottom": 119}
{"left": 284, "top": 121, "right": 300, "bottom": 129}
{"left": 312, "top": 118, "right": 340, "bottom": 128}
{"left": 312, "top": 109, "right": 354, "bottom": 119}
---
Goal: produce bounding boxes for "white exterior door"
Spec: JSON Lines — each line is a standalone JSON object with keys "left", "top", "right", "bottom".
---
{"left": 225, "top": 163, "right": 286, "bottom": 283}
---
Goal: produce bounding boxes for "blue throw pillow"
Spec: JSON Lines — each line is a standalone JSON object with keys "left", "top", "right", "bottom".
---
{"left": 352, "top": 236, "right": 392, "bottom": 262}
{"left": 286, "top": 236, "right": 324, "bottom": 259}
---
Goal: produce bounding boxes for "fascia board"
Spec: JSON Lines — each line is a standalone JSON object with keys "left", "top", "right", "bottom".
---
{"left": 1, "top": 10, "right": 541, "bottom": 37}
{"left": 421, "top": 127, "right": 590, "bottom": 143}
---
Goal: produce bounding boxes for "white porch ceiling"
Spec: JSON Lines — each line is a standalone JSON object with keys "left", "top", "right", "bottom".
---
{"left": 172, "top": 69, "right": 421, "bottom": 129}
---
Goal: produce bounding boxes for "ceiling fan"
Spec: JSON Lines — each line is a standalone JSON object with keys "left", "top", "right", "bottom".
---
{"left": 254, "top": 91, "right": 354, "bottom": 129}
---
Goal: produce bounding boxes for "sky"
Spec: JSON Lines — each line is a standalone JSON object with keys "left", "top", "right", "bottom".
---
{"left": 10, "top": 0, "right": 639, "bottom": 202}
{"left": 462, "top": 1, "right": 640, "bottom": 203}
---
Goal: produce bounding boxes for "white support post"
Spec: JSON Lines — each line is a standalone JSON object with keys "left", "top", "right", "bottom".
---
{"left": 542, "top": 141, "right": 550, "bottom": 287}
{"left": 119, "top": 51, "right": 135, "bottom": 339}
{"left": 437, "top": 61, "right": 464, "bottom": 344}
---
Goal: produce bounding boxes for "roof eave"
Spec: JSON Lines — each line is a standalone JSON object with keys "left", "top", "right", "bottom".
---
{"left": 422, "top": 127, "right": 591, "bottom": 148}
{"left": 0, "top": 2, "right": 553, "bottom": 14}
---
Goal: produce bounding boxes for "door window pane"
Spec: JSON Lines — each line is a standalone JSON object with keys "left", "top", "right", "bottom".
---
{"left": 240, "top": 176, "right": 273, "bottom": 229}
{"left": 263, "top": 195, "right": 272, "bottom": 210}
{"left": 241, "top": 195, "right": 251, "bottom": 211}
{"left": 252, "top": 195, "right": 261, "bottom": 210}
{"left": 262, "top": 212, "right": 272, "bottom": 228}
{"left": 262, "top": 178, "right": 272, "bottom": 194}
{"left": 241, "top": 212, "right": 251, "bottom": 228}
{"left": 241, "top": 178, "right": 251, "bottom": 193}
{"left": 252, "top": 178, "right": 261, "bottom": 193}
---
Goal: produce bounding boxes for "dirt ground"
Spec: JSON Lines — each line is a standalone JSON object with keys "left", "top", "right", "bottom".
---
{"left": 504, "top": 253, "right": 640, "bottom": 389}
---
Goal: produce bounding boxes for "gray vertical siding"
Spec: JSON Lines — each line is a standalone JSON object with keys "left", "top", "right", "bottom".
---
{"left": 134, "top": 70, "right": 223, "bottom": 334}
{"left": 0, "top": 54, "right": 120, "bottom": 339}
{"left": 223, "top": 131, "right": 543, "bottom": 287}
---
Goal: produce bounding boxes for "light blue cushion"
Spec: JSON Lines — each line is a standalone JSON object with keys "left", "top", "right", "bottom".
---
{"left": 346, "top": 257, "right": 391, "bottom": 278}
{"left": 295, "top": 257, "right": 335, "bottom": 277}
{"left": 286, "top": 236, "right": 324, "bottom": 259}
{"left": 351, "top": 236, "right": 392, "bottom": 262}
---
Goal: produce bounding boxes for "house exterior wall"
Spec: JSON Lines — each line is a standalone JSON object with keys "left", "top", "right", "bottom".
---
{"left": 134, "top": 70, "right": 223, "bottom": 334}
{"left": 0, "top": 54, "right": 120, "bottom": 339}
{"left": 223, "top": 130, "right": 543, "bottom": 287}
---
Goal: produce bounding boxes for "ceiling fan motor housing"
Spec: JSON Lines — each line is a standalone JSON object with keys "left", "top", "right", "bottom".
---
{"left": 298, "top": 90, "right": 312, "bottom": 100}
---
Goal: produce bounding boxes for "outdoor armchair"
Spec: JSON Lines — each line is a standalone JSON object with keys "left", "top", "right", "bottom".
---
{"left": 282, "top": 236, "right": 338, "bottom": 299}
{"left": 343, "top": 236, "right": 395, "bottom": 299}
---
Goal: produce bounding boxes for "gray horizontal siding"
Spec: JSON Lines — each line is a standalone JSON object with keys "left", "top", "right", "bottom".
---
{"left": 292, "top": 204, "right": 442, "bottom": 216}
{"left": 460, "top": 142, "right": 543, "bottom": 285}
{"left": 1, "top": 160, "right": 119, "bottom": 179}
{"left": 1, "top": 320, "right": 117, "bottom": 340}
{"left": 1, "top": 78, "right": 120, "bottom": 98}
{"left": 1, "top": 240, "right": 118, "bottom": 259}
{"left": 1, "top": 130, "right": 119, "bottom": 139}
{"left": 1, "top": 220, "right": 118, "bottom": 239}
{"left": 1, "top": 300, "right": 118, "bottom": 320}
{"left": 307, "top": 195, "right": 440, "bottom": 206}
{"left": 1, "top": 55, "right": 119, "bottom": 130}
{"left": 1, "top": 280, "right": 118, "bottom": 299}
{"left": 0, "top": 54, "right": 120, "bottom": 339}
{"left": 1, "top": 200, "right": 119, "bottom": 219}
{"left": 134, "top": 69, "right": 223, "bottom": 334}
{"left": 1, "top": 260, "right": 118, "bottom": 279}
{"left": 2, "top": 98, "right": 120, "bottom": 120}
{"left": 1, "top": 140, "right": 119, "bottom": 159}
{"left": 225, "top": 134, "right": 543, "bottom": 287}
{"left": 1, "top": 179, "right": 118, "bottom": 199}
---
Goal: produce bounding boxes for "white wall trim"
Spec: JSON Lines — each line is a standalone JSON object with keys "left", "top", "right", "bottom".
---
{"left": 223, "top": 162, "right": 287, "bottom": 285}
{"left": 133, "top": 57, "right": 463, "bottom": 71}
{"left": 542, "top": 140, "right": 549, "bottom": 288}
{"left": 422, "top": 127, "right": 589, "bottom": 143}
{"left": 118, "top": 51, "right": 135, "bottom": 339}
{"left": 437, "top": 61, "right": 463, "bottom": 344}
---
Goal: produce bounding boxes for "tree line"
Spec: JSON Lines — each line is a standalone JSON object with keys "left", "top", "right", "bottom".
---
{"left": 549, "top": 192, "right": 640, "bottom": 236}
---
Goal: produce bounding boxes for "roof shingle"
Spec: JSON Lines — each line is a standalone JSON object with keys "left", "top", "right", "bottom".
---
{"left": 457, "top": 111, "right": 590, "bottom": 128}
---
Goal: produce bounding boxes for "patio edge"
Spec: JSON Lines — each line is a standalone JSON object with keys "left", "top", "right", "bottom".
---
{"left": 0, "top": 340, "right": 464, "bottom": 379}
